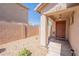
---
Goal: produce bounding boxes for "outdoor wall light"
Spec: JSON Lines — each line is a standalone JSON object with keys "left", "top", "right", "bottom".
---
{"left": 58, "top": 14, "right": 62, "bottom": 20}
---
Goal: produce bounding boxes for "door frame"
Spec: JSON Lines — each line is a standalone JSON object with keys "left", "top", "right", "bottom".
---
{"left": 56, "top": 20, "right": 66, "bottom": 39}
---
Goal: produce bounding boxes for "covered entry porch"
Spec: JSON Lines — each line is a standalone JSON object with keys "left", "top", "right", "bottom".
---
{"left": 39, "top": 5, "right": 78, "bottom": 56}
{"left": 46, "top": 10, "right": 73, "bottom": 56}
{"left": 35, "top": 3, "right": 79, "bottom": 56}
{"left": 40, "top": 12, "right": 72, "bottom": 56}
{"left": 40, "top": 7, "right": 74, "bottom": 47}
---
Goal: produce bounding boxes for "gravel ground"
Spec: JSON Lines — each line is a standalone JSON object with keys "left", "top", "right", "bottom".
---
{"left": 0, "top": 36, "right": 47, "bottom": 56}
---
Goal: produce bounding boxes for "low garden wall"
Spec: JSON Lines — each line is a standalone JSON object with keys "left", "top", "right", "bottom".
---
{"left": 0, "top": 21, "right": 26, "bottom": 44}
{"left": 0, "top": 21, "right": 39, "bottom": 45}
{"left": 26, "top": 25, "right": 39, "bottom": 37}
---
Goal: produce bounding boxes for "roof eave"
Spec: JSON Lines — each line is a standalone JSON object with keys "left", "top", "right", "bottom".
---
{"left": 34, "top": 3, "right": 49, "bottom": 13}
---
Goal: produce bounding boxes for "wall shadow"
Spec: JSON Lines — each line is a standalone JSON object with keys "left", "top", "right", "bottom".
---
{"left": 48, "top": 36, "right": 72, "bottom": 56}
{"left": 0, "top": 48, "right": 6, "bottom": 53}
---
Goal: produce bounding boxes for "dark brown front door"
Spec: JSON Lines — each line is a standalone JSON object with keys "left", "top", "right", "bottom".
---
{"left": 56, "top": 21, "right": 66, "bottom": 39}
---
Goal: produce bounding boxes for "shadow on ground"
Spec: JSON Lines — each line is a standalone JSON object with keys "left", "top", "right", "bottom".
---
{"left": 48, "top": 36, "right": 72, "bottom": 56}
{"left": 0, "top": 48, "right": 6, "bottom": 53}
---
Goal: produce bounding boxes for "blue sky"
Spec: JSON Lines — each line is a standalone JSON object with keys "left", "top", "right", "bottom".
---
{"left": 22, "top": 3, "right": 41, "bottom": 25}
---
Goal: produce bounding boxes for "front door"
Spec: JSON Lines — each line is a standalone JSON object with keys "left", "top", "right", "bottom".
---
{"left": 56, "top": 21, "right": 66, "bottom": 40}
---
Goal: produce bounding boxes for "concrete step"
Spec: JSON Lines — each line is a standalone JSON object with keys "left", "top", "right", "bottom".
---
{"left": 46, "top": 40, "right": 71, "bottom": 56}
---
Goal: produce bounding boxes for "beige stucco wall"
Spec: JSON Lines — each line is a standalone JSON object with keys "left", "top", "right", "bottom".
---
{"left": 65, "top": 18, "right": 70, "bottom": 40}
{"left": 40, "top": 15, "right": 48, "bottom": 47}
{"left": 48, "top": 17, "right": 56, "bottom": 37}
{"left": 69, "top": 8, "right": 79, "bottom": 55}
{"left": 0, "top": 3, "right": 28, "bottom": 24}
{"left": 0, "top": 21, "right": 26, "bottom": 45}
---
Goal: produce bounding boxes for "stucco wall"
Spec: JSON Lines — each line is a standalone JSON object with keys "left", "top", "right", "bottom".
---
{"left": 69, "top": 8, "right": 79, "bottom": 55}
{"left": 40, "top": 15, "right": 48, "bottom": 47}
{"left": 48, "top": 17, "right": 56, "bottom": 37}
{"left": 65, "top": 18, "right": 70, "bottom": 40}
{"left": 0, "top": 3, "right": 28, "bottom": 24}
{"left": 0, "top": 21, "right": 26, "bottom": 45}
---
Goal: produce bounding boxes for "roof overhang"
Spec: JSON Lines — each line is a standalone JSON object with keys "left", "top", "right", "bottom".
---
{"left": 34, "top": 3, "right": 49, "bottom": 13}
{"left": 45, "top": 5, "right": 79, "bottom": 17}
{"left": 45, "top": 5, "right": 79, "bottom": 21}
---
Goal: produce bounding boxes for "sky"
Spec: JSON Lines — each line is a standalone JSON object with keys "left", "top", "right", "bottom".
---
{"left": 22, "top": 3, "right": 41, "bottom": 26}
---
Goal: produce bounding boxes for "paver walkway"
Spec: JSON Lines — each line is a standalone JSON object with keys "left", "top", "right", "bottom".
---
{"left": 0, "top": 36, "right": 47, "bottom": 56}
{"left": 47, "top": 37, "right": 72, "bottom": 56}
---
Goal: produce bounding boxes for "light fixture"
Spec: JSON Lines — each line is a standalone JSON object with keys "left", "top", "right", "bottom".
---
{"left": 58, "top": 14, "right": 62, "bottom": 20}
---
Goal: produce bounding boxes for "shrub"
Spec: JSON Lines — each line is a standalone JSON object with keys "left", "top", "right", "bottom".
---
{"left": 18, "top": 48, "right": 32, "bottom": 56}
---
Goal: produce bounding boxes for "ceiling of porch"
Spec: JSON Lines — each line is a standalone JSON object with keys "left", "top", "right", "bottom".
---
{"left": 46, "top": 5, "right": 79, "bottom": 21}
{"left": 49, "top": 11, "right": 73, "bottom": 21}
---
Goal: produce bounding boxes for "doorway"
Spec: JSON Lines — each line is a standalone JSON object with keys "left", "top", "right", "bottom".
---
{"left": 56, "top": 21, "right": 66, "bottom": 40}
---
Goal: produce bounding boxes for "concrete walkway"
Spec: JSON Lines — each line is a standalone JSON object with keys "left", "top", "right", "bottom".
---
{"left": 47, "top": 37, "right": 72, "bottom": 56}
